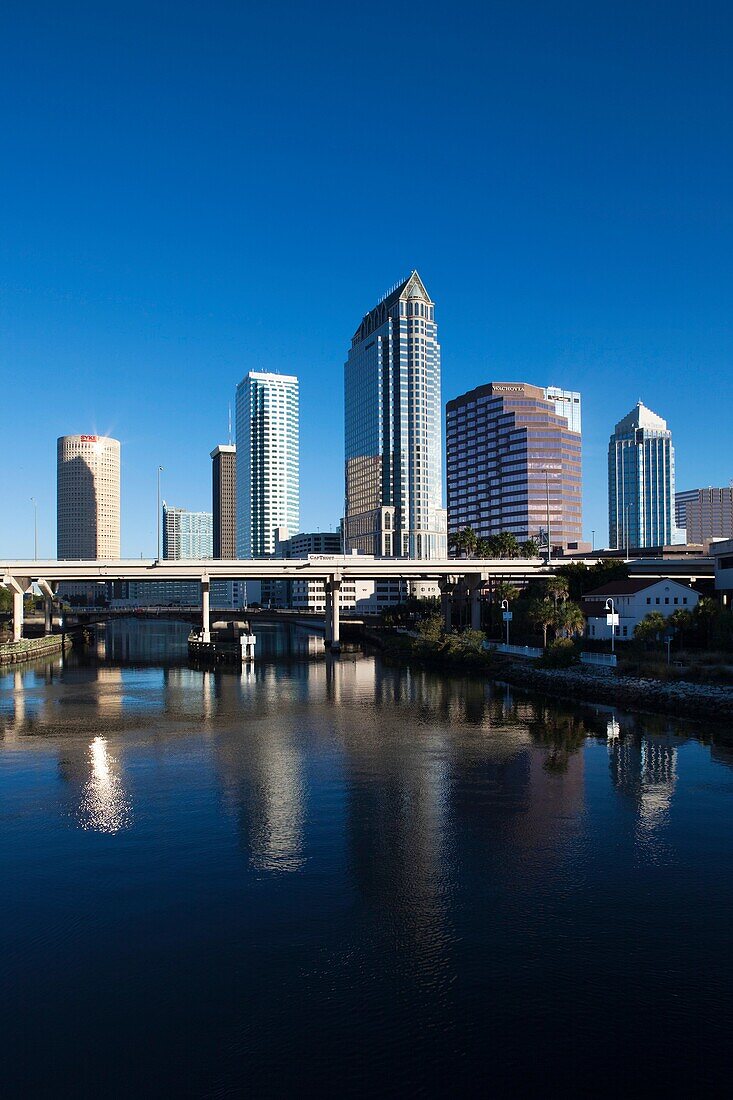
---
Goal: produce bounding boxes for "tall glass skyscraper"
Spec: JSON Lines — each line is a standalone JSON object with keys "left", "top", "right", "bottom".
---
{"left": 162, "top": 504, "right": 213, "bottom": 559}
{"left": 608, "top": 402, "right": 676, "bottom": 550}
{"left": 344, "top": 271, "right": 446, "bottom": 559}
{"left": 235, "top": 371, "right": 299, "bottom": 558}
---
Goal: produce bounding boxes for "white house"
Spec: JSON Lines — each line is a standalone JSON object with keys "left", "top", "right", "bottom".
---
{"left": 583, "top": 578, "right": 700, "bottom": 642}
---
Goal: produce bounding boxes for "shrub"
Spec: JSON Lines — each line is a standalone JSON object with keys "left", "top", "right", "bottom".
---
{"left": 539, "top": 638, "right": 580, "bottom": 668}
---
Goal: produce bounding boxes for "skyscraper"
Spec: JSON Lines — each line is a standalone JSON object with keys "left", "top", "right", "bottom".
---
{"left": 211, "top": 443, "right": 243, "bottom": 608}
{"left": 675, "top": 486, "right": 733, "bottom": 543}
{"left": 344, "top": 271, "right": 446, "bottom": 559}
{"left": 162, "top": 504, "right": 213, "bottom": 559}
{"left": 211, "top": 444, "right": 237, "bottom": 558}
{"left": 446, "top": 382, "right": 583, "bottom": 549}
{"left": 57, "top": 434, "right": 121, "bottom": 559}
{"left": 544, "top": 386, "right": 582, "bottom": 433}
{"left": 235, "top": 371, "right": 299, "bottom": 558}
{"left": 608, "top": 401, "right": 676, "bottom": 550}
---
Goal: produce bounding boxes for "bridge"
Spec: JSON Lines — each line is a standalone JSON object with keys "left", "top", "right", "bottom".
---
{"left": 2, "top": 553, "right": 713, "bottom": 650}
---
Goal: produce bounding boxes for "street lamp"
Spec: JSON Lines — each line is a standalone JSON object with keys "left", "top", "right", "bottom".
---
{"left": 625, "top": 505, "right": 631, "bottom": 559}
{"left": 157, "top": 466, "right": 164, "bottom": 560}
{"left": 501, "top": 598, "right": 512, "bottom": 646}
{"left": 605, "top": 597, "right": 618, "bottom": 656}
{"left": 30, "top": 497, "right": 38, "bottom": 560}
{"left": 591, "top": 529, "right": 595, "bottom": 552}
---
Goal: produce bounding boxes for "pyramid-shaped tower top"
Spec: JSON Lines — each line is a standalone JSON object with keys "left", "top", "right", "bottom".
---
{"left": 352, "top": 270, "right": 433, "bottom": 343}
{"left": 614, "top": 400, "right": 669, "bottom": 436}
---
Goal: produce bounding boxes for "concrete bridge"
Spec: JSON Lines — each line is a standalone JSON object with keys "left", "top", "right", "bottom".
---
{"left": 2, "top": 552, "right": 712, "bottom": 651}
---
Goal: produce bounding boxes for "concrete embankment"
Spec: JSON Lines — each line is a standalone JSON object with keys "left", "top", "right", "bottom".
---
{"left": 0, "top": 633, "right": 70, "bottom": 666}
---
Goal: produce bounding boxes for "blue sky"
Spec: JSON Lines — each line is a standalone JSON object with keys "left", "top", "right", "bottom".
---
{"left": 1, "top": 1, "right": 731, "bottom": 557}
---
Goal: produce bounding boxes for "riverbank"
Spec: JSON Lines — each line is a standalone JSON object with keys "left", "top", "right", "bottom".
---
{"left": 378, "top": 632, "right": 733, "bottom": 722}
{"left": 0, "top": 633, "right": 70, "bottom": 666}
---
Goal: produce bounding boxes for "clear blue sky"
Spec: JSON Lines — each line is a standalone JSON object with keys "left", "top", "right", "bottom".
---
{"left": 2, "top": 1, "right": 731, "bottom": 557}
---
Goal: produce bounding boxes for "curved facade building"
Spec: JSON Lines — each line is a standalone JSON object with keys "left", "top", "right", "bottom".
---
{"left": 57, "top": 434, "right": 121, "bottom": 559}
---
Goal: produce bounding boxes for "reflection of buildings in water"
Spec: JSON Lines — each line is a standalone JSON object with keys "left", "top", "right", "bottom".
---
{"left": 59, "top": 736, "right": 131, "bottom": 833}
{"left": 215, "top": 721, "right": 306, "bottom": 874}
{"left": 102, "top": 619, "right": 190, "bottom": 665}
{"left": 609, "top": 735, "right": 679, "bottom": 831}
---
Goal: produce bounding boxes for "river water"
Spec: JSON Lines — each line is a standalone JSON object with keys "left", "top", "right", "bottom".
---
{"left": 2, "top": 619, "right": 733, "bottom": 1096}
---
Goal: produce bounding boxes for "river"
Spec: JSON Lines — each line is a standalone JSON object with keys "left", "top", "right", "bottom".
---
{"left": 2, "top": 619, "right": 732, "bottom": 1095}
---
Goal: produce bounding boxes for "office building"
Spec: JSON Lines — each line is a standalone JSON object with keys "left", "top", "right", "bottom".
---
{"left": 235, "top": 371, "right": 299, "bottom": 558}
{"left": 162, "top": 503, "right": 213, "bottom": 559}
{"left": 544, "top": 386, "right": 582, "bottom": 433}
{"left": 675, "top": 487, "right": 733, "bottom": 544}
{"left": 274, "top": 528, "right": 342, "bottom": 558}
{"left": 344, "top": 271, "right": 446, "bottom": 559}
{"left": 446, "top": 382, "right": 582, "bottom": 550}
{"left": 211, "top": 444, "right": 237, "bottom": 557}
{"left": 211, "top": 443, "right": 243, "bottom": 608}
{"left": 57, "top": 434, "right": 121, "bottom": 559}
{"left": 608, "top": 402, "right": 676, "bottom": 551}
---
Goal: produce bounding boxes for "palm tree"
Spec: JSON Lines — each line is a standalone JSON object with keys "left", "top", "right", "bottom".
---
{"left": 634, "top": 611, "right": 667, "bottom": 645}
{"left": 545, "top": 575, "right": 569, "bottom": 610}
{"left": 528, "top": 596, "right": 555, "bottom": 648}
{"left": 554, "top": 601, "right": 585, "bottom": 639}
{"left": 449, "top": 527, "right": 478, "bottom": 559}
{"left": 493, "top": 532, "right": 520, "bottom": 559}
{"left": 520, "top": 538, "right": 540, "bottom": 558}
{"left": 670, "top": 607, "right": 693, "bottom": 648}
{"left": 475, "top": 537, "right": 492, "bottom": 559}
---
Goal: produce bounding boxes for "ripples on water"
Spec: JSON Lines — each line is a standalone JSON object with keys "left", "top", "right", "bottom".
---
{"left": 1, "top": 619, "right": 733, "bottom": 1096}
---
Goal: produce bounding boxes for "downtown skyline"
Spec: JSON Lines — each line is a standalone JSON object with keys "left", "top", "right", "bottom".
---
{"left": 2, "top": 3, "right": 731, "bottom": 558}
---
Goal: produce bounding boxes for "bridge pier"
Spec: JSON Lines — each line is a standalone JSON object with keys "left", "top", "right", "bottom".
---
{"left": 326, "top": 574, "right": 342, "bottom": 651}
{"left": 201, "top": 576, "right": 211, "bottom": 642}
{"left": 439, "top": 576, "right": 458, "bottom": 633}
{"left": 466, "top": 574, "right": 487, "bottom": 632}
{"left": 3, "top": 575, "right": 31, "bottom": 643}
{"left": 37, "top": 579, "right": 58, "bottom": 635}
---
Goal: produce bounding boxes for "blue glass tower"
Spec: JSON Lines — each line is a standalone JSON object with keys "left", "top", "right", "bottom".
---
{"left": 344, "top": 271, "right": 446, "bottom": 559}
{"left": 608, "top": 402, "right": 676, "bottom": 550}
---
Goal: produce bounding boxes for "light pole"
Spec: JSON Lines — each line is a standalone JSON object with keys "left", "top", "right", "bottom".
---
{"left": 591, "top": 529, "right": 595, "bottom": 552}
{"left": 605, "top": 597, "right": 618, "bottom": 656}
{"left": 157, "top": 466, "right": 164, "bottom": 560}
{"left": 30, "top": 497, "right": 38, "bottom": 560}
{"left": 625, "top": 505, "right": 631, "bottom": 559}
{"left": 501, "top": 598, "right": 511, "bottom": 646}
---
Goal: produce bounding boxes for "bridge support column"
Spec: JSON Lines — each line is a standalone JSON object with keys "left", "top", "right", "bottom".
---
{"left": 466, "top": 575, "right": 485, "bottom": 632}
{"left": 324, "top": 583, "right": 333, "bottom": 646}
{"left": 38, "top": 579, "right": 58, "bottom": 635}
{"left": 3, "top": 576, "right": 31, "bottom": 643}
{"left": 439, "top": 576, "right": 457, "bottom": 633}
{"left": 201, "top": 576, "right": 211, "bottom": 643}
{"left": 327, "top": 574, "right": 342, "bottom": 651}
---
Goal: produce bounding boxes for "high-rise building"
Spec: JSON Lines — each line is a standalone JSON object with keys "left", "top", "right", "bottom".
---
{"left": 57, "top": 434, "right": 121, "bottom": 559}
{"left": 235, "top": 371, "right": 299, "bottom": 558}
{"left": 445, "top": 382, "right": 583, "bottom": 549}
{"left": 211, "top": 444, "right": 237, "bottom": 557}
{"left": 675, "top": 487, "right": 733, "bottom": 543}
{"left": 344, "top": 271, "right": 446, "bottom": 559}
{"left": 544, "top": 386, "right": 582, "bottom": 433}
{"left": 608, "top": 401, "right": 677, "bottom": 550}
{"left": 162, "top": 504, "right": 213, "bottom": 559}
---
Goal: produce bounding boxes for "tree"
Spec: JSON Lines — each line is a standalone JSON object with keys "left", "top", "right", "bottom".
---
{"left": 527, "top": 596, "right": 555, "bottom": 648}
{"left": 634, "top": 611, "right": 667, "bottom": 645}
{"left": 492, "top": 532, "right": 520, "bottom": 559}
{"left": 475, "top": 537, "right": 492, "bottom": 559}
{"left": 449, "top": 527, "right": 477, "bottom": 559}
{"left": 694, "top": 597, "right": 719, "bottom": 648}
{"left": 545, "top": 576, "right": 569, "bottom": 610}
{"left": 520, "top": 538, "right": 540, "bottom": 558}
{"left": 670, "top": 607, "right": 693, "bottom": 647}
{"left": 554, "top": 601, "right": 585, "bottom": 639}
{"left": 416, "top": 613, "right": 443, "bottom": 644}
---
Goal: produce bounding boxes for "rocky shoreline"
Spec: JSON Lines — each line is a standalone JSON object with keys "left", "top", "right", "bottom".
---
{"left": 375, "top": 632, "right": 733, "bottom": 723}
{"left": 493, "top": 660, "right": 733, "bottom": 723}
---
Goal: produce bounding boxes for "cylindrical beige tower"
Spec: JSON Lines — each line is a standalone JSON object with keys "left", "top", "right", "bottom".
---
{"left": 57, "top": 434, "right": 121, "bottom": 559}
